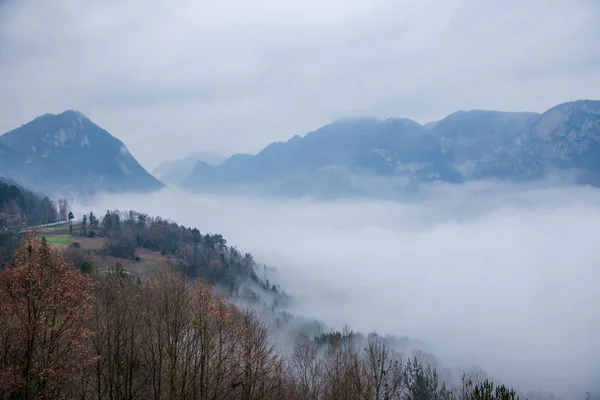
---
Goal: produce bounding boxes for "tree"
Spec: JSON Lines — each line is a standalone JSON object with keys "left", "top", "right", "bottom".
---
{"left": 105, "top": 229, "right": 137, "bottom": 259}
{"left": 90, "top": 266, "right": 146, "bottom": 399}
{"left": 68, "top": 212, "right": 74, "bottom": 234}
{"left": 361, "top": 333, "right": 403, "bottom": 400}
{"left": 470, "top": 380, "right": 519, "bottom": 400}
{"left": 40, "top": 197, "right": 58, "bottom": 224}
{"left": 81, "top": 214, "right": 88, "bottom": 236}
{"left": 88, "top": 211, "right": 98, "bottom": 229}
{"left": 0, "top": 232, "right": 94, "bottom": 399}
{"left": 102, "top": 210, "right": 112, "bottom": 232}
{"left": 403, "top": 356, "right": 448, "bottom": 400}
{"left": 291, "top": 337, "right": 323, "bottom": 400}
{"left": 58, "top": 198, "right": 70, "bottom": 222}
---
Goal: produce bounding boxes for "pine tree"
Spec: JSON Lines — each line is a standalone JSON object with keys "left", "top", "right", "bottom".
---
{"left": 81, "top": 214, "right": 87, "bottom": 236}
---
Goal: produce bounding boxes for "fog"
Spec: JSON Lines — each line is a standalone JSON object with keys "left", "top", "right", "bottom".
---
{"left": 78, "top": 182, "right": 600, "bottom": 397}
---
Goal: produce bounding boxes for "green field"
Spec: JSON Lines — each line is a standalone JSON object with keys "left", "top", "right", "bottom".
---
{"left": 44, "top": 235, "right": 71, "bottom": 245}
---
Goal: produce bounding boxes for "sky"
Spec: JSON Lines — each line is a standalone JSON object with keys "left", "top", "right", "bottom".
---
{"left": 81, "top": 182, "right": 600, "bottom": 398}
{"left": 1, "top": 0, "right": 599, "bottom": 169}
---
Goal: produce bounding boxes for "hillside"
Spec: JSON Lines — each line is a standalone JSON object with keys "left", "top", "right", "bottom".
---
{"left": 37, "top": 210, "right": 281, "bottom": 298}
{"left": 182, "top": 100, "right": 600, "bottom": 197}
{"left": 0, "top": 110, "right": 164, "bottom": 196}
{"left": 0, "top": 207, "right": 573, "bottom": 400}
{"left": 0, "top": 178, "right": 65, "bottom": 223}
{"left": 0, "top": 224, "right": 533, "bottom": 400}
{"left": 0, "top": 178, "right": 68, "bottom": 262}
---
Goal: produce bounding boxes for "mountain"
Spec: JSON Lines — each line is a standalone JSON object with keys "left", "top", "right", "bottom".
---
{"left": 183, "top": 117, "right": 463, "bottom": 197}
{"left": 153, "top": 152, "right": 226, "bottom": 185}
{"left": 428, "top": 109, "right": 540, "bottom": 179}
{"left": 0, "top": 110, "right": 164, "bottom": 196}
{"left": 518, "top": 100, "right": 600, "bottom": 183}
{"left": 182, "top": 100, "right": 600, "bottom": 197}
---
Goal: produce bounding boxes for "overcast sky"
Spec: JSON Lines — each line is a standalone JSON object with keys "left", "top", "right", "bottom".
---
{"left": 1, "top": 0, "right": 599, "bottom": 168}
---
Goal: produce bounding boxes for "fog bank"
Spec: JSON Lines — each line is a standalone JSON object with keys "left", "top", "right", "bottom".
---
{"left": 79, "top": 182, "right": 600, "bottom": 396}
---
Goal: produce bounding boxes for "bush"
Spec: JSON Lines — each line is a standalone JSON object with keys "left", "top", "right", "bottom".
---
{"left": 80, "top": 259, "right": 94, "bottom": 274}
{"left": 105, "top": 231, "right": 137, "bottom": 259}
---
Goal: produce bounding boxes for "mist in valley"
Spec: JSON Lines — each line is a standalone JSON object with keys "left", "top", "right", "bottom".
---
{"left": 76, "top": 181, "right": 600, "bottom": 398}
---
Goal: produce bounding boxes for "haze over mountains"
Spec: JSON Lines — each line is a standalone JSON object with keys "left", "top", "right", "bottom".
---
{"left": 153, "top": 152, "right": 226, "bottom": 186}
{"left": 1, "top": 99, "right": 599, "bottom": 199}
{"left": 0, "top": 110, "right": 163, "bottom": 196}
{"left": 182, "top": 99, "right": 600, "bottom": 198}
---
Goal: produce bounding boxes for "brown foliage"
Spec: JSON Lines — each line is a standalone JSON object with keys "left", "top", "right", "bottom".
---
{"left": 0, "top": 232, "right": 94, "bottom": 399}
{"left": 0, "top": 231, "right": 523, "bottom": 400}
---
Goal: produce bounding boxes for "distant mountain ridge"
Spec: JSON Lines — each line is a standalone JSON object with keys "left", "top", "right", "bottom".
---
{"left": 153, "top": 152, "right": 226, "bottom": 186}
{"left": 0, "top": 110, "right": 164, "bottom": 196}
{"left": 182, "top": 100, "right": 600, "bottom": 198}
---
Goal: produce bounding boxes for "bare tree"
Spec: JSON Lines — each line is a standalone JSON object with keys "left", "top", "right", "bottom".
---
{"left": 89, "top": 267, "right": 148, "bottom": 400}
{"left": 232, "top": 309, "right": 283, "bottom": 400}
{"left": 361, "top": 334, "right": 403, "bottom": 400}
{"left": 321, "top": 329, "right": 362, "bottom": 400}
{"left": 291, "top": 337, "right": 323, "bottom": 400}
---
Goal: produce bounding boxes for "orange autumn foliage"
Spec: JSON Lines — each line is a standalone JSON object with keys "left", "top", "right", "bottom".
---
{"left": 0, "top": 232, "right": 94, "bottom": 399}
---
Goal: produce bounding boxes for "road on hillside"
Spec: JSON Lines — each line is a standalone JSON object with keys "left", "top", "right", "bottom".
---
{"left": 2, "top": 220, "right": 68, "bottom": 232}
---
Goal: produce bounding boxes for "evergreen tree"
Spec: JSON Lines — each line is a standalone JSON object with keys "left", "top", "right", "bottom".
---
{"left": 81, "top": 214, "right": 88, "bottom": 236}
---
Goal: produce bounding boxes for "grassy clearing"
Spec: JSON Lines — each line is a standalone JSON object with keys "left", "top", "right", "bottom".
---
{"left": 44, "top": 235, "right": 71, "bottom": 245}
{"left": 89, "top": 251, "right": 167, "bottom": 278}
{"left": 38, "top": 230, "right": 168, "bottom": 278}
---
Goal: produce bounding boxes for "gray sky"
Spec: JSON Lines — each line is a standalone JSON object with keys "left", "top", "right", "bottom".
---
{"left": 1, "top": 0, "right": 599, "bottom": 169}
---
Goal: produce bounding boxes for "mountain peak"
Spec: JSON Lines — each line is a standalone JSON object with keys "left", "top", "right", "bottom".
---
{"left": 29, "top": 109, "right": 88, "bottom": 124}
{"left": 543, "top": 99, "right": 600, "bottom": 114}
{"left": 533, "top": 99, "right": 600, "bottom": 141}
{"left": 58, "top": 109, "right": 87, "bottom": 119}
{"left": 1, "top": 110, "right": 110, "bottom": 151}
{"left": 0, "top": 111, "right": 164, "bottom": 195}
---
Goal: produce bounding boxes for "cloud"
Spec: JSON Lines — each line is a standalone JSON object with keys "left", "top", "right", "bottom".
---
{"left": 1, "top": 0, "right": 599, "bottom": 168}
{"left": 80, "top": 182, "right": 600, "bottom": 397}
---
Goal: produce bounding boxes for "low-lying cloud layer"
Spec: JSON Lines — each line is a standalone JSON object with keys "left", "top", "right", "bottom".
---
{"left": 80, "top": 182, "right": 600, "bottom": 396}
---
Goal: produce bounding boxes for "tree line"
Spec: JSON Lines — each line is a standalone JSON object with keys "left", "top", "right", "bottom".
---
{"left": 0, "top": 179, "right": 69, "bottom": 265}
{"left": 0, "top": 232, "right": 526, "bottom": 400}
{"left": 69, "top": 209, "right": 275, "bottom": 296}
{"left": 0, "top": 179, "right": 69, "bottom": 227}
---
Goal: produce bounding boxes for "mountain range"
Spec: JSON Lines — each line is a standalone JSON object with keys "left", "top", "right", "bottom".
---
{"left": 2, "top": 100, "right": 599, "bottom": 199}
{"left": 153, "top": 152, "right": 226, "bottom": 186}
{"left": 0, "top": 110, "right": 163, "bottom": 197}
{"left": 182, "top": 100, "right": 600, "bottom": 197}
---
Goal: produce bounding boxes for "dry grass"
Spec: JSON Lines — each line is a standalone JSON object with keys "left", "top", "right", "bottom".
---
{"left": 84, "top": 242, "right": 169, "bottom": 278}
{"left": 73, "top": 236, "right": 106, "bottom": 251}
{"left": 42, "top": 230, "right": 170, "bottom": 278}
